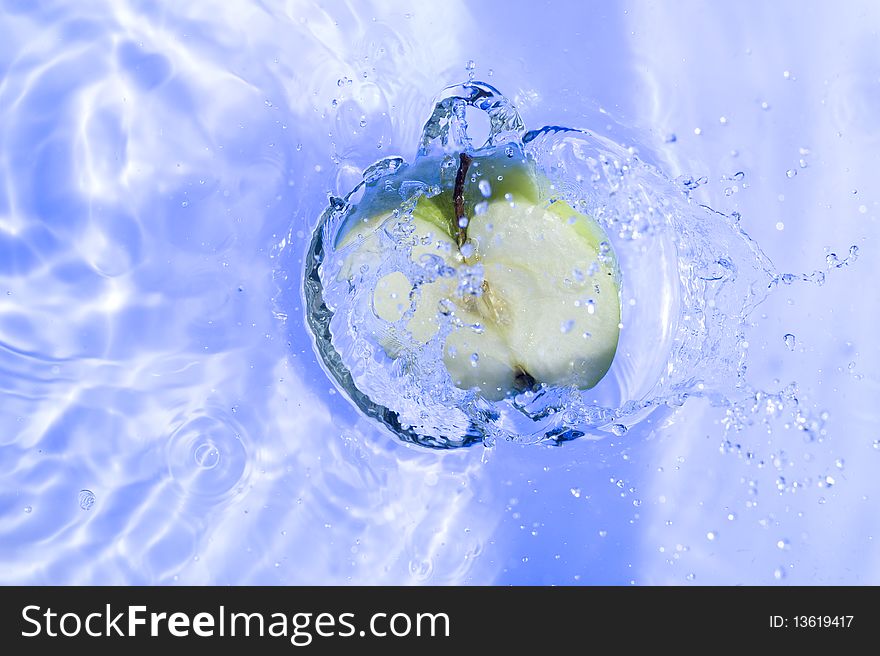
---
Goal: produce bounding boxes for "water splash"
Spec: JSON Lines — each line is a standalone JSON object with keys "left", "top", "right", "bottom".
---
{"left": 302, "top": 81, "right": 839, "bottom": 449}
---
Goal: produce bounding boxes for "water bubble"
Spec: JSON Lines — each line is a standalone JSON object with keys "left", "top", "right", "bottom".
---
{"left": 873, "top": 440, "right": 880, "bottom": 450}
{"left": 474, "top": 201, "right": 488, "bottom": 216}
{"left": 359, "top": 117, "right": 367, "bottom": 128}
{"left": 706, "top": 531, "right": 717, "bottom": 541}
{"left": 193, "top": 442, "right": 221, "bottom": 469}
{"left": 78, "top": 489, "right": 96, "bottom": 511}
{"left": 798, "top": 158, "right": 808, "bottom": 168}
{"left": 727, "top": 512, "right": 737, "bottom": 521}
{"left": 761, "top": 101, "right": 771, "bottom": 110}
{"left": 570, "top": 487, "right": 581, "bottom": 498}
{"left": 465, "top": 59, "right": 475, "bottom": 71}
{"left": 585, "top": 299, "right": 596, "bottom": 315}
{"left": 24, "top": 505, "right": 32, "bottom": 514}
{"left": 469, "top": 353, "right": 479, "bottom": 368}
{"left": 478, "top": 180, "right": 492, "bottom": 197}
{"left": 181, "top": 200, "right": 189, "bottom": 208}
{"left": 458, "top": 217, "right": 469, "bottom": 228}
{"left": 560, "top": 320, "right": 575, "bottom": 334}
{"left": 773, "top": 567, "right": 786, "bottom": 581}
{"left": 664, "top": 133, "right": 677, "bottom": 143}
{"left": 408, "top": 557, "right": 434, "bottom": 581}
{"left": 598, "top": 530, "right": 607, "bottom": 538}
{"left": 685, "top": 573, "right": 696, "bottom": 581}
{"left": 776, "top": 538, "right": 790, "bottom": 550}
{"left": 167, "top": 415, "right": 248, "bottom": 499}
{"left": 786, "top": 169, "right": 797, "bottom": 178}
{"left": 783, "top": 334, "right": 796, "bottom": 350}
{"left": 693, "top": 127, "right": 702, "bottom": 136}
{"left": 610, "top": 424, "right": 627, "bottom": 436}
{"left": 719, "top": 116, "right": 728, "bottom": 125}
{"left": 835, "top": 458, "right": 845, "bottom": 470}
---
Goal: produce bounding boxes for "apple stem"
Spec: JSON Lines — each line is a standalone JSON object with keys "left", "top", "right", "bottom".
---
{"left": 453, "top": 152, "right": 473, "bottom": 247}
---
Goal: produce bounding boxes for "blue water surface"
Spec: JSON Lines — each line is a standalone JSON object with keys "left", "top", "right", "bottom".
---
{"left": 1, "top": 0, "right": 878, "bottom": 584}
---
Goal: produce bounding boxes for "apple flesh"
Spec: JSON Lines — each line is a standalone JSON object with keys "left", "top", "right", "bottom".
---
{"left": 335, "top": 148, "right": 620, "bottom": 401}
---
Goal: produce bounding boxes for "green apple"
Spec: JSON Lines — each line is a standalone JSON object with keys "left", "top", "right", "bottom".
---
{"left": 335, "top": 147, "right": 621, "bottom": 401}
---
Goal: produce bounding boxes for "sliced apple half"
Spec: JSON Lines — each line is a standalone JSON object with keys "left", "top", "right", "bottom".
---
{"left": 336, "top": 149, "right": 621, "bottom": 401}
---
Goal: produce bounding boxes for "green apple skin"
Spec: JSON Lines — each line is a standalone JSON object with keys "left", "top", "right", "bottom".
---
{"left": 334, "top": 147, "right": 621, "bottom": 401}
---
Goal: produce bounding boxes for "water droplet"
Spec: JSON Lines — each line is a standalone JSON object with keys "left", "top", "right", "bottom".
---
{"left": 664, "top": 133, "right": 677, "bottom": 143}
{"left": 727, "top": 512, "right": 737, "bottom": 521}
{"left": 719, "top": 116, "right": 728, "bottom": 125}
{"left": 78, "top": 489, "right": 96, "bottom": 511}
{"left": 181, "top": 200, "right": 189, "bottom": 208}
{"left": 478, "top": 180, "right": 492, "bottom": 197}
{"left": 193, "top": 442, "right": 221, "bottom": 469}
{"left": 359, "top": 117, "right": 367, "bottom": 128}
{"left": 798, "top": 158, "right": 808, "bottom": 168}
{"left": 776, "top": 221, "right": 785, "bottom": 231}
{"left": 824, "top": 475, "right": 835, "bottom": 488}
{"left": 24, "top": 505, "right": 32, "bottom": 514}
{"left": 598, "top": 530, "right": 607, "bottom": 538}
{"left": 694, "top": 127, "right": 702, "bottom": 136}
{"left": 632, "top": 499, "right": 642, "bottom": 507}
{"left": 469, "top": 353, "right": 479, "bottom": 367}
{"left": 761, "top": 101, "right": 771, "bottom": 110}
{"left": 706, "top": 531, "right": 717, "bottom": 541}
{"left": 783, "top": 333, "right": 796, "bottom": 350}
{"left": 610, "top": 424, "right": 627, "bottom": 436}
{"left": 773, "top": 567, "right": 786, "bottom": 580}
{"left": 783, "top": 70, "right": 792, "bottom": 79}
{"left": 685, "top": 573, "right": 696, "bottom": 581}
{"left": 570, "top": 487, "right": 581, "bottom": 498}
{"left": 458, "top": 217, "right": 469, "bottom": 228}
{"left": 786, "top": 169, "right": 797, "bottom": 178}
{"left": 560, "top": 320, "right": 575, "bottom": 334}
{"left": 474, "top": 201, "right": 488, "bottom": 216}
{"left": 460, "top": 242, "right": 475, "bottom": 258}
{"left": 465, "top": 59, "right": 476, "bottom": 71}
{"left": 776, "top": 538, "right": 790, "bottom": 550}
{"left": 835, "top": 458, "right": 845, "bottom": 469}
{"left": 873, "top": 440, "right": 880, "bottom": 450}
